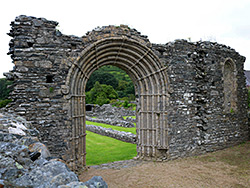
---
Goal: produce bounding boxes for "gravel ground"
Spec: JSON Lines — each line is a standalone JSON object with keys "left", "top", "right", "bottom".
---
{"left": 79, "top": 143, "right": 250, "bottom": 188}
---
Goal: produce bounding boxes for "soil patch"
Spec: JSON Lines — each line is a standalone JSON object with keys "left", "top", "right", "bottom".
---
{"left": 79, "top": 142, "right": 250, "bottom": 188}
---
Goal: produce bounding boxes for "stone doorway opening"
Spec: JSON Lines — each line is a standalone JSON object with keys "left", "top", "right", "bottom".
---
{"left": 65, "top": 37, "right": 169, "bottom": 170}
{"left": 84, "top": 65, "right": 137, "bottom": 166}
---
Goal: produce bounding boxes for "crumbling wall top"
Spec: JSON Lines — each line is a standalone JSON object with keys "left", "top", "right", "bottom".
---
{"left": 82, "top": 25, "right": 151, "bottom": 47}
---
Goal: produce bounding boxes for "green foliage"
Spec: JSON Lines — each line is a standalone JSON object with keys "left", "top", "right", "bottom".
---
{"left": 49, "top": 87, "right": 54, "bottom": 93}
{"left": 117, "top": 80, "right": 128, "bottom": 91}
{"left": 86, "top": 81, "right": 118, "bottom": 106}
{"left": 86, "top": 131, "right": 137, "bottom": 165}
{"left": 123, "top": 100, "right": 129, "bottom": 108}
{"left": 111, "top": 99, "right": 136, "bottom": 110}
{"left": 86, "top": 65, "right": 135, "bottom": 99}
{"left": 127, "top": 94, "right": 136, "bottom": 101}
{"left": 0, "top": 78, "right": 13, "bottom": 100}
{"left": 86, "top": 71, "right": 118, "bottom": 91}
{"left": 117, "top": 80, "right": 135, "bottom": 99}
{"left": 230, "top": 108, "right": 235, "bottom": 113}
{"left": 0, "top": 78, "right": 13, "bottom": 108}
{"left": 0, "top": 99, "right": 12, "bottom": 108}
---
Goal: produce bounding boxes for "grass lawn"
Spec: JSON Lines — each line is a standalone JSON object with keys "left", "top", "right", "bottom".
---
{"left": 123, "top": 116, "right": 136, "bottom": 119}
{"left": 86, "top": 121, "right": 136, "bottom": 134}
{"left": 86, "top": 131, "right": 137, "bottom": 165}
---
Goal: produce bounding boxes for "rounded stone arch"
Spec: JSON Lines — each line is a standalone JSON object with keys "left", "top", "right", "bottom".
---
{"left": 222, "top": 58, "right": 237, "bottom": 113}
{"left": 64, "top": 36, "right": 169, "bottom": 170}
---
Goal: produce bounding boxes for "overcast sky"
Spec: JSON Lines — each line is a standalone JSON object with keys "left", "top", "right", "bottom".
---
{"left": 0, "top": 0, "right": 250, "bottom": 78}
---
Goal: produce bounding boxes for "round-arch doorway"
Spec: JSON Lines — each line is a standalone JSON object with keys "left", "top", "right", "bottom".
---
{"left": 65, "top": 37, "right": 169, "bottom": 170}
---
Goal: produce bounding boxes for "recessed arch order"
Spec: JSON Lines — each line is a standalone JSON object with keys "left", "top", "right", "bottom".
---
{"left": 65, "top": 37, "right": 170, "bottom": 170}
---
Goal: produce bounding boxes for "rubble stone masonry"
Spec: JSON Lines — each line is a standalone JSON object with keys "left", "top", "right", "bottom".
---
{"left": 4, "top": 15, "right": 249, "bottom": 170}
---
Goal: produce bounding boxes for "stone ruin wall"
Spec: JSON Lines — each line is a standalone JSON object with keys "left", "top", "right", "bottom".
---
{"left": 154, "top": 41, "right": 248, "bottom": 158}
{"left": 4, "top": 15, "right": 249, "bottom": 164}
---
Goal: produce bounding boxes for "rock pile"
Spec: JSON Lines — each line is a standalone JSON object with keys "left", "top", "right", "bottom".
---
{"left": 0, "top": 112, "right": 108, "bottom": 188}
{"left": 87, "top": 104, "right": 135, "bottom": 118}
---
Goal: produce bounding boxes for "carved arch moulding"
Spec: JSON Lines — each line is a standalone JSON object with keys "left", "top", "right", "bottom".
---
{"left": 64, "top": 37, "right": 170, "bottom": 169}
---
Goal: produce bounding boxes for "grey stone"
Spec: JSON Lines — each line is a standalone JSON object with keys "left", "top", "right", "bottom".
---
{"left": 4, "top": 14, "right": 249, "bottom": 170}
{"left": 0, "top": 113, "right": 108, "bottom": 187}
{"left": 86, "top": 116, "right": 135, "bottom": 128}
{"left": 60, "top": 176, "right": 108, "bottom": 188}
{"left": 32, "top": 19, "right": 43, "bottom": 26}
{"left": 50, "top": 172, "right": 79, "bottom": 188}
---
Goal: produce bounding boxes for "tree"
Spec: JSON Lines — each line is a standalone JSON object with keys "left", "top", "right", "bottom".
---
{"left": 86, "top": 65, "right": 135, "bottom": 100}
{"left": 86, "top": 72, "right": 118, "bottom": 91}
{"left": 117, "top": 80, "right": 135, "bottom": 98}
{"left": 86, "top": 81, "right": 118, "bottom": 106}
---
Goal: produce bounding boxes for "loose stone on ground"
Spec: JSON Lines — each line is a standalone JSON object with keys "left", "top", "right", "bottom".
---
{"left": 0, "top": 112, "right": 108, "bottom": 188}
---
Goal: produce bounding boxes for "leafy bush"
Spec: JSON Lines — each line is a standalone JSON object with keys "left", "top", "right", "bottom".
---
{"left": 111, "top": 99, "right": 136, "bottom": 110}
{"left": 123, "top": 100, "right": 129, "bottom": 108}
{"left": 86, "top": 65, "right": 135, "bottom": 99}
{"left": 0, "top": 99, "right": 12, "bottom": 108}
{"left": 86, "top": 71, "right": 118, "bottom": 91}
{"left": 86, "top": 81, "right": 118, "bottom": 106}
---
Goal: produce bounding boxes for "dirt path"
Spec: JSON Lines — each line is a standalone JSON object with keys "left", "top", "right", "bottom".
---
{"left": 79, "top": 143, "right": 250, "bottom": 188}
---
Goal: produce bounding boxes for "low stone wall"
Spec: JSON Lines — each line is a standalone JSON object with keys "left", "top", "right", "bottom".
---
{"left": 86, "top": 124, "right": 137, "bottom": 144}
{"left": 86, "top": 104, "right": 136, "bottom": 117}
{"left": 86, "top": 116, "right": 135, "bottom": 128}
{"left": 125, "top": 116, "right": 136, "bottom": 123}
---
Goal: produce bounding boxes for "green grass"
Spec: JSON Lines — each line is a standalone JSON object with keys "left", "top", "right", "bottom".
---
{"left": 86, "top": 131, "right": 137, "bottom": 165}
{"left": 86, "top": 121, "right": 136, "bottom": 134}
{"left": 123, "top": 116, "right": 136, "bottom": 119}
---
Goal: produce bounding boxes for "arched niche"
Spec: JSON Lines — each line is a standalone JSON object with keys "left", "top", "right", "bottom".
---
{"left": 222, "top": 58, "right": 237, "bottom": 113}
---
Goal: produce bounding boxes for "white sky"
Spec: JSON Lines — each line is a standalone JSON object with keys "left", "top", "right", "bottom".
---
{"left": 0, "top": 0, "right": 250, "bottom": 78}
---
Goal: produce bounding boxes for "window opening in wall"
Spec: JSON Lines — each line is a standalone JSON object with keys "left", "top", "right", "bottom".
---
{"left": 85, "top": 65, "right": 137, "bottom": 166}
{"left": 223, "top": 59, "right": 237, "bottom": 113}
{"left": 46, "top": 75, "right": 54, "bottom": 83}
